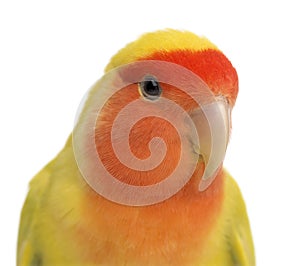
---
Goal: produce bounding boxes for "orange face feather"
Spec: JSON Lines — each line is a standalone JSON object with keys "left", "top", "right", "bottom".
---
{"left": 76, "top": 31, "right": 238, "bottom": 264}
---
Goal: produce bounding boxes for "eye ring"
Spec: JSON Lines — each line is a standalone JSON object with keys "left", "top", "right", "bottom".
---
{"left": 139, "top": 75, "right": 162, "bottom": 100}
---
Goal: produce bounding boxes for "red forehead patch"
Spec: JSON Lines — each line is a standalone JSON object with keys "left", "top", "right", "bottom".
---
{"left": 140, "top": 49, "right": 238, "bottom": 105}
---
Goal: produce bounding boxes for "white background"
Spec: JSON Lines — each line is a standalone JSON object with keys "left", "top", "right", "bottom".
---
{"left": 1, "top": 1, "right": 299, "bottom": 265}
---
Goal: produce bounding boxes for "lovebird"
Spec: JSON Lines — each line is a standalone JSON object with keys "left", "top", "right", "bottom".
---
{"left": 17, "top": 29, "right": 255, "bottom": 266}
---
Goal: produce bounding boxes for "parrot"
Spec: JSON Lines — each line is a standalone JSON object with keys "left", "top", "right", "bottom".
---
{"left": 17, "top": 29, "right": 255, "bottom": 266}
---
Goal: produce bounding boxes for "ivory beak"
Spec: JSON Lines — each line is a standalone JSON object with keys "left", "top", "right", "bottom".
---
{"left": 189, "top": 96, "right": 231, "bottom": 191}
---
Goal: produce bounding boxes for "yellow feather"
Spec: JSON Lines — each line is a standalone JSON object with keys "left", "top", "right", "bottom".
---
{"left": 17, "top": 137, "right": 87, "bottom": 265}
{"left": 206, "top": 170, "right": 255, "bottom": 265}
{"left": 105, "top": 29, "right": 218, "bottom": 71}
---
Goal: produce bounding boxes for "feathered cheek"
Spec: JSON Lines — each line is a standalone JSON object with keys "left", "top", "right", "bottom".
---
{"left": 72, "top": 60, "right": 230, "bottom": 206}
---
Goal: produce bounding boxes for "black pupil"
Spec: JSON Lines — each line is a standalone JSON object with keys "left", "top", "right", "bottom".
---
{"left": 143, "top": 79, "right": 160, "bottom": 96}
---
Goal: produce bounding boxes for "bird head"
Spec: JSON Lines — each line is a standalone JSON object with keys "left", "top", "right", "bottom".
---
{"left": 73, "top": 29, "right": 238, "bottom": 206}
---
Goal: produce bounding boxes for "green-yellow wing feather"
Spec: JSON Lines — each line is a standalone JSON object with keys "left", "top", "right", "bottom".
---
{"left": 17, "top": 165, "right": 51, "bottom": 266}
{"left": 17, "top": 137, "right": 86, "bottom": 266}
{"left": 223, "top": 171, "right": 255, "bottom": 266}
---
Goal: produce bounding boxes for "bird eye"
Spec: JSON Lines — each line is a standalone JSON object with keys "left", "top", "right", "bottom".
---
{"left": 139, "top": 75, "right": 162, "bottom": 100}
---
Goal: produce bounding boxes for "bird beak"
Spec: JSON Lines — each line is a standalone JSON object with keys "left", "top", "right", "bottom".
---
{"left": 189, "top": 96, "right": 231, "bottom": 191}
